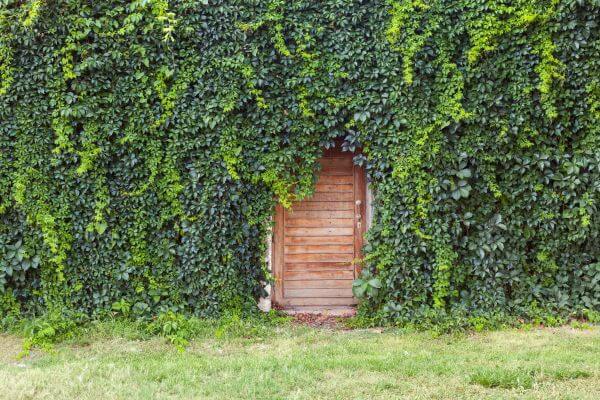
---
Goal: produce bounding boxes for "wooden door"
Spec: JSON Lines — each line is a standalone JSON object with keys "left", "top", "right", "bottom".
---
{"left": 272, "top": 147, "right": 366, "bottom": 309}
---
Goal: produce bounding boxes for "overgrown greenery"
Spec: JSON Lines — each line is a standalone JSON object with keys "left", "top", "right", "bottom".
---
{"left": 0, "top": 0, "right": 598, "bottom": 330}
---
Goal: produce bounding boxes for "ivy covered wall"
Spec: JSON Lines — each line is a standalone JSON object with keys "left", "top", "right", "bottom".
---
{"left": 0, "top": 0, "right": 598, "bottom": 321}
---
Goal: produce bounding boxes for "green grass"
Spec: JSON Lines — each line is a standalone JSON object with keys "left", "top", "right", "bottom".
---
{"left": 0, "top": 323, "right": 598, "bottom": 400}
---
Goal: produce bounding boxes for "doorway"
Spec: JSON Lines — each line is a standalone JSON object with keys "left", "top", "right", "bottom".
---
{"left": 271, "top": 146, "right": 366, "bottom": 311}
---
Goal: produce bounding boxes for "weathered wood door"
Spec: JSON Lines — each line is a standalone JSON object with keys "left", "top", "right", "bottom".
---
{"left": 272, "top": 147, "right": 366, "bottom": 309}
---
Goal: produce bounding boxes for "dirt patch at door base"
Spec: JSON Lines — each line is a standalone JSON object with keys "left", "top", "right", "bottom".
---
{"left": 290, "top": 312, "right": 355, "bottom": 329}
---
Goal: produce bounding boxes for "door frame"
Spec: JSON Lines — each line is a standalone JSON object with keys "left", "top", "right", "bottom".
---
{"left": 270, "top": 150, "right": 367, "bottom": 308}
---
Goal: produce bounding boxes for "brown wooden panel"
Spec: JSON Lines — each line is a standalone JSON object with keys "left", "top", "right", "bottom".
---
{"left": 321, "top": 146, "right": 355, "bottom": 158}
{"left": 315, "top": 184, "right": 353, "bottom": 193}
{"left": 320, "top": 166, "right": 354, "bottom": 176}
{"left": 285, "top": 210, "right": 353, "bottom": 219}
{"left": 319, "top": 157, "right": 353, "bottom": 168}
{"left": 285, "top": 279, "right": 353, "bottom": 289}
{"left": 317, "top": 175, "right": 353, "bottom": 184}
{"left": 290, "top": 201, "right": 353, "bottom": 211}
{"left": 353, "top": 163, "right": 366, "bottom": 276}
{"left": 283, "top": 297, "right": 358, "bottom": 306}
{"left": 272, "top": 204, "right": 285, "bottom": 303}
{"left": 285, "top": 270, "right": 354, "bottom": 280}
{"left": 285, "top": 253, "right": 353, "bottom": 263}
{"left": 284, "top": 244, "right": 354, "bottom": 254}
{"left": 305, "top": 192, "right": 353, "bottom": 202}
{"left": 284, "top": 235, "right": 354, "bottom": 245}
{"left": 285, "top": 288, "right": 354, "bottom": 298}
{"left": 285, "top": 218, "right": 353, "bottom": 228}
{"left": 285, "top": 227, "right": 354, "bottom": 236}
{"left": 284, "top": 262, "right": 353, "bottom": 271}
{"left": 272, "top": 147, "right": 365, "bottom": 309}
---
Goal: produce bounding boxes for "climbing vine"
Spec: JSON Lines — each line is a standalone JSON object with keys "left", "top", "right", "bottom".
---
{"left": 0, "top": 0, "right": 598, "bottom": 324}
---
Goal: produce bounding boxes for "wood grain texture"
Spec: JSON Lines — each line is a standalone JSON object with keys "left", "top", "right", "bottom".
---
{"left": 284, "top": 244, "right": 354, "bottom": 254}
{"left": 284, "top": 262, "right": 353, "bottom": 271}
{"left": 285, "top": 253, "right": 353, "bottom": 263}
{"left": 285, "top": 279, "right": 353, "bottom": 288}
{"left": 284, "top": 235, "right": 354, "bottom": 245}
{"left": 285, "top": 227, "right": 354, "bottom": 236}
{"left": 317, "top": 175, "right": 353, "bottom": 184}
{"left": 272, "top": 204, "right": 285, "bottom": 304}
{"left": 290, "top": 201, "right": 354, "bottom": 211}
{"left": 353, "top": 163, "right": 366, "bottom": 276}
{"left": 281, "top": 297, "right": 358, "bottom": 306}
{"left": 285, "top": 210, "right": 353, "bottom": 219}
{"left": 305, "top": 192, "right": 353, "bottom": 202}
{"left": 285, "top": 288, "right": 354, "bottom": 298}
{"left": 284, "top": 270, "right": 355, "bottom": 280}
{"left": 315, "top": 183, "right": 353, "bottom": 192}
{"left": 272, "top": 147, "right": 365, "bottom": 309}
{"left": 319, "top": 167, "right": 353, "bottom": 176}
{"left": 319, "top": 157, "right": 353, "bottom": 168}
{"left": 284, "top": 218, "right": 353, "bottom": 227}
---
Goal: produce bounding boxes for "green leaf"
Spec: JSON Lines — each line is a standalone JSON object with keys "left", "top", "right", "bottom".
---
{"left": 457, "top": 168, "right": 471, "bottom": 179}
{"left": 96, "top": 222, "right": 108, "bottom": 235}
{"left": 368, "top": 278, "right": 382, "bottom": 289}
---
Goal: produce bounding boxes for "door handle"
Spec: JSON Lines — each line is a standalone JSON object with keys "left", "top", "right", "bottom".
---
{"left": 355, "top": 200, "right": 362, "bottom": 222}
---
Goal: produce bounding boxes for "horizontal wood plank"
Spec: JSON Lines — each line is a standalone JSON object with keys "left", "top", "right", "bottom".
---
{"left": 320, "top": 166, "right": 354, "bottom": 176}
{"left": 304, "top": 192, "right": 353, "bottom": 202}
{"left": 285, "top": 227, "right": 354, "bottom": 236}
{"left": 319, "top": 157, "right": 353, "bottom": 168}
{"left": 284, "top": 235, "right": 354, "bottom": 245}
{"left": 282, "top": 297, "right": 358, "bottom": 306}
{"left": 285, "top": 210, "right": 353, "bottom": 219}
{"left": 290, "top": 201, "right": 354, "bottom": 211}
{"left": 284, "top": 262, "right": 353, "bottom": 271}
{"left": 285, "top": 218, "right": 354, "bottom": 228}
{"left": 285, "top": 270, "right": 355, "bottom": 280}
{"left": 315, "top": 183, "right": 353, "bottom": 193}
{"left": 284, "top": 244, "right": 354, "bottom": 254}
{"left": 285, "top": 253, "right": 353, "bottom": 263}
{"left": 285, "top": 288, "right": 354, "bottom": 298}
{"left": 285, "top": 279, "right": 353, "bottom": 289}
{"left": 316, "top": 175, "right": 353, "bottom": 184}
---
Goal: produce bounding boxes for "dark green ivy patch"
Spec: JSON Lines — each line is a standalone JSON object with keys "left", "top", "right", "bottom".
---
{"left": 0, "top": 0, "right": 598, "bottom": 323}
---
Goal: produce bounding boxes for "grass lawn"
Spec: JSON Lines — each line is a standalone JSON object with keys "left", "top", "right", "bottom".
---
{"left": 0, "top": 323, "right": 599, "bottom": 400}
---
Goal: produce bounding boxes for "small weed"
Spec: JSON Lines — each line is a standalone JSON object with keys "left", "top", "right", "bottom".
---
{"left": 580, "top": 308, "right": 600, "bottom": 324}
{"left": 470, "top": 367, "right": 593, "bottom": 390}
{"left": 214, "top": 309, "right": 290, "bottom": 340}
{"left": 344, "top": 314, "right": 379, "bottom": 329}
{"left": 469, "top": 368, "right": 536, "bottom": 389}
{"left": 570, "top": 320, "right": 594, "bottom": 330}
{"left": 146, "top": 311, "right": 193, "bottom": 352}
{"left": 549, "top": 369, "right": 591, "bottom": 381}
{"left": 19, "top": 310, "right": 82, "bottom": 357}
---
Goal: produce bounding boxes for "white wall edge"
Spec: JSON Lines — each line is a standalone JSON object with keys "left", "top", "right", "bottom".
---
{"left": 258, "top": 225, "right": 273, "bottom": 312}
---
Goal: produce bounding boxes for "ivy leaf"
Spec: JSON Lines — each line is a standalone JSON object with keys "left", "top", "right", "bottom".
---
{"left": 96, "top": 222, "right": 108, "bottom": 235}
{"left": 459, "top": 187, "right": 471, "bottom": 198}
{"left": 456, "top": 168, "right": 471, "bottom": 179}
{"left": 368, "top": 278, "right": 382, "bottom": 289}
{"left": 478, "top": 248, "right": 485, "bottom": 259}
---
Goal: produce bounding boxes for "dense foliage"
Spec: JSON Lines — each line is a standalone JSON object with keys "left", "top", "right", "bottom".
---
{"left": 0, "top": 0, "right": 598, "bottom": 323}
